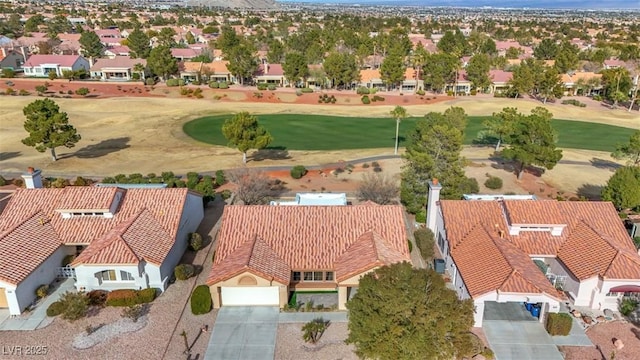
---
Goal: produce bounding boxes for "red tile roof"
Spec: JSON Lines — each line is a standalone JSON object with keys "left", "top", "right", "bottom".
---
{"left": 24, "top": 54, "right": 81, "bottom": 67}
{"left": 0, "top": 188, "right": 193, "bottom": 269}
{"left": 207, "top": 235, "right": 291, "bottom": 285}
{"left": 334, "top": 231, "right": 409, "bottom": 282}
{"left": 55, "top": 186, "right": 121, "bottom": 212}
{"left": 207, "top": 205, "right": 409, "bottom": 285}
{"left": 90, "top": 56, "right": 145, "bottom": 71}
{"left": 0, "top": 212, "right": 61, "bottom": 285}
{"left": 440, "top": 199, "right": 639, "bottom": 298}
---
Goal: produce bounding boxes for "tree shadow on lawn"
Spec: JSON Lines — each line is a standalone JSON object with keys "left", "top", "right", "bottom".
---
{"left": 590, "top": 158, "right": 622, "bottom": 171}
{"left": 576, "top": 184, "right": 604, "bottom": 200}
{"left": 73, "top": 137, "right": 131, "bottom": 159}
{"left": 251, "top": 146, "right": 290, "bottom": 162}
{"left": 0, "top": 151, "right": 21, "bottom": 161}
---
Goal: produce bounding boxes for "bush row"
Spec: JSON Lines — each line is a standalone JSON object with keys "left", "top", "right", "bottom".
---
{"left": 166, "top": 78, "right": 186, "bottom": 87}
{"left": 561, "top": 99, "right": 587, "bottom": 107}
{"left": 105, "top": 288, "right": 157, "bottom": 307}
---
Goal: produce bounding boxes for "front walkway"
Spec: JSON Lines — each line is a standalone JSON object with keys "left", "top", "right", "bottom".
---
{"left": 0, "top": 278, "right": 75, "bottom": 331}
{"left": 205, "top": 307, "right": 279, "bottom": 360}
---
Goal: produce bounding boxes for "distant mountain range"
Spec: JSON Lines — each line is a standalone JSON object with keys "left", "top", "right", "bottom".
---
{"left": 278, "top": 0, "right": 640, "bottom": 9}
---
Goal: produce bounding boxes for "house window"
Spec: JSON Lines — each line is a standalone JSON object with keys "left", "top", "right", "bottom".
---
{"left": 292, "top": 271, "right": 301, "bottom": 281}
{"left": 325, "top": 272, "right": 334, "bottom": 281}
{"left": 120, "top": 271, "right": 134, "bottom": 281}
{"left": 100, "top": 270, "right": 116, "bottom": 281}
{"left": 313, "top": 271, "right": 323, "bottom": 281}
{"left": 303, "top": 272, "right": 313, "bottom": 281}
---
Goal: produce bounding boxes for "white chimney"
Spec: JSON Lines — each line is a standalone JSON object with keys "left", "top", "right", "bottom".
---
{"left": 426, "top": 178, "right": 442, "bottom": 233}
{"left": 22, "top": 167, "right": 43, "bottom": 189}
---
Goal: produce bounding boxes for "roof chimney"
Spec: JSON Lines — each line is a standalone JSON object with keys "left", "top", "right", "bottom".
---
{"left": 22, "top": 167, "right": 43, "bottom": 189}
{"left": 426, "top": 178, "right": 442, "bottom": 233}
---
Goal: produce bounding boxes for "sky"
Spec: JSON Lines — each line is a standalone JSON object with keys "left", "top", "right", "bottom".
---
{"left": 277, "top": 0, "right": 640, "bottom": 9}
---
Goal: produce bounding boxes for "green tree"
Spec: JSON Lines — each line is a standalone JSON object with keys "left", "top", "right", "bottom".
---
{"left": 282, "top": 52, "right": 309, "bottom": 86}
{"left": 508, "top": 63, "right": 535, "bottom": 98}
{"left": 501, "top": 107, "right": 563, "bottom": 179}
{"left": 380, "top": 46, "right": 405, "bottom": 90}
{"left": 226, "top": 39, "right": 257, "bottom": 85}
{"left": 267, "top": 39, "right": 285, "bottom": 64}
{"left": 157, "top": 27, "right": 177, "bottom": 47}
{"left": 24, "top": 14, "right": 45, "bottom": 33}
{"left": 601, "top": 166, "right": 640, "bottom": 210}
{"left": 554, "top": 40, "right": 579, "bottom": 73}
{"left": 601, "top": 68, "right": 632, "bottom": 106}
{"left": 346, "top": 263, "right": 475, "bottom": 360}
{"left": 46, "top": 15, "right": 72, "bottom": 38}
{"left": 302, "top": 318, "right": 330, "bottom": 344}
{"left": 79, "top": 31, "right": 103, "bottom": 66}
{"left": 185, "top": 31, "right": 196, "bottom": 45}
{"left": 216, "top": 25, "right": 240, "bottom": 55}
{"left": 221, "top": 112, "right": 273, "bottom": 163}
{"left": 422, "top": 53, "right": 457, "bottom": 93}
{"left": 505, "top": 47, "right": 522, "bottom": 59}
{"left": 401, "top": 109, "right": 475, "bottom": 213}
{"left": 466, "top": 53, "right": 491, "bottom": 91}
{"left": 533, "top": 38, "right": 558, "bottom": 60}
{"left": 323, "top": 52, "right": 359, "bottom": 89}
{"left": 127, "top": 28, "right": 151, "bottom": 59}
{"left": 483, "top": 107, "right": 518, "bottom": 151}
{"left": 390, "top": 106, "right": 407, "bottom": 155}
{"left": 147, "top": 45, "right": 177, "bottom": 80}
{"left": 612, "top": 130, "right": 640, "bottom": 166}
{"left": 538, "top": 66, "right": 564, "bottom": 104}
{"left": 22, "top": 99, "right": 81, "bottom": 161}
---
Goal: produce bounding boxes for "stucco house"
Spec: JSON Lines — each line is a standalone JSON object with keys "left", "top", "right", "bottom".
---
{"left": 254, "top": 63, "right": 286, "bottom": 86}
{"left": 90, "top": 56, "right": 146, "bottom": 81}
{"left": 0, "top": 169, "right": 203, "bottom": 316}
{"left": 23, "top": 54, "right": 89, "bottom": 77}
{"left": 206, "top": 204, "right": 409, "bottom": 309}
{"left": 426, "top": 180, "right": 640, "bottom": 327}
{"left": 0, "top": 47, "right": 26, "bottom": 71}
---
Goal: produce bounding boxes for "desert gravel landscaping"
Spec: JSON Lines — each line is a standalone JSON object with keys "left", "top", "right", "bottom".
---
{"left": 275, "top": 322, "right": 358, "bottom": 360}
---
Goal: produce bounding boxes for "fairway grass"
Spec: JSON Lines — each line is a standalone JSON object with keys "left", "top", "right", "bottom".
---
{"left": 183, "top": 114, "right": 634, "bottom": 152}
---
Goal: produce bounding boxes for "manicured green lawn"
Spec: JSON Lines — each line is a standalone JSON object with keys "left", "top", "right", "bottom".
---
{"left": 183, "top": 114, "right": 633, "bottom": 152}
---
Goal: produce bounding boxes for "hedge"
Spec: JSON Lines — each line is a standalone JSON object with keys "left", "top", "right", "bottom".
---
{"left": 300, "top": 87, "right": 314, "bottom": 93}
{"left": 218, "top": 82, "right": 229, "bottom": 89}
{"left": 414, "top": 228, "right": 435, "bottom": 260}
{"left": 105, "top": 288, "right": 157, "bottom": 307}
{"left": 484, "top": 176, "right": 503, "bottom": 190}
{"left": 174, "top": 264, "right": 196, "bottom": 280}
{"left": 191, "top": 285, "right": 212, "bottom": 315}
{"left": 545, "top": 312, "right": 572, "bottom": 335}
{"left": 46, "top": 301, "right": 65, "bottom": 317}
{"left": 415, "top": 210, "right": 426, "bottom": 223}
{"left": 209, "top": 81, "right": 219, "bottom": 88}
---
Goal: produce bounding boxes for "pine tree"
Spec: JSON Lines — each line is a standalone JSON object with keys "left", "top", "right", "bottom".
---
{"left": 147, "top": 45, "right": 177, "bottom": 80}
{"left": 127, "top": 28, "right": 151, "bottom": 59}
{"left": 22, "top": 99, "right": 81, "bottom": 161}
{"left": 221, "top": 112, "right": 273, "bottom": 163}
{"left": 79, "top": 31, "right": 103, "bottom": 66}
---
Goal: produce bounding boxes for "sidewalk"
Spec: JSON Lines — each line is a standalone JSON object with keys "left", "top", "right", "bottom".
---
{"left": 0, "top": 278, "right": 75, "bottom": 331}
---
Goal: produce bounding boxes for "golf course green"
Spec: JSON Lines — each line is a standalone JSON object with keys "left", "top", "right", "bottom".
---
{"left": 183, "top": 114, "right": 634, "bottom": 152}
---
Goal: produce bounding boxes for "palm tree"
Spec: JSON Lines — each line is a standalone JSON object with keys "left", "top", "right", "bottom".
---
{"left": 133, "top": 63, "right": 145, "bottom": 81}
{"left": 390, "top": 106, "right": 407, "bottom": 155}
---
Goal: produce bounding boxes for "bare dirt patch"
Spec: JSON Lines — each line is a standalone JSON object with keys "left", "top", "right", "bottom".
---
{"left": 561, "top": 321, "right": 640, "bottom": 360}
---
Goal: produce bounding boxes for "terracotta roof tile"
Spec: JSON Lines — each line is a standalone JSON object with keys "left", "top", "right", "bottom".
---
{"left": 334, "top": 231, "right": 409, "bottom": 282}
{"left": 503, "top": 200, "right": 565, "bottom": 225}
{"left": 24, "top": 54, "right": 81, "bottom": 67}
{"left": 557, "top": 222, "right": 617, "bottom": 280}
{"left": 0, "top": 188, "right": 192, "bottom": 270}
{"left": 207, "top": 205, "right": 408, "bottom": 285}
{"left": 0, "top": 212, "right": 61, "bottom": 285}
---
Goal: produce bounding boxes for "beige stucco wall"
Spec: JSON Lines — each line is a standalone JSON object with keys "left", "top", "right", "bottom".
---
{"left": 209, "top": 271, "right": 287, "bottom": 308}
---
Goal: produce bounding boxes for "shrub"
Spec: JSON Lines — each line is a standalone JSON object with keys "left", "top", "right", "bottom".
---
{"left": 145, "top": 78, "right": 155, "bottom": 86}
{"left": 414, "top": 228, "right": 435, "bottom": 260}
{"left": 545, "top": 312, "right": 573, "bottom": 335}
{"left": 87, "top": 290, "right": 108, "bottom": 306}
{"left": 75, "top": 87, "right": 90, "bottom": 96}
{"left": 415, "top": 210, "right": 426, "bottom": 223}
{"left": 0, "top": 175, "right": 6, "bottom": 186}
{"left": 484, "top": 176, "right": 503, "bottom": 190}
{"left": 372, "top": 95, "right": 385, "bottom": 102}
{"left": 301, "top": 87, "right": 314, "bottom": 93}
{"left": 257, "top": 83, "right": 268, "bottom": 90}
{"left": 166, "top": 78, "right": 180, "bottom": 87}
{"left": 620, "top": 298, "right": 639, "bottom": 316}
{"left": 67, "top": 90, "right": 73, "bottom": 95}
{"left": 416, "top": 89, "right": 425, "bottom": 96}
{"left": 106, "top": 289, "right": 139, "bottom": 307}
{"left": 48, "top": 72, "right": 57, "bottom": 80}
{"left": 407, "top": 239, "right": 413, "bottom": 252}
{"left": 35, "top": 85, "right": 48, "bottom": 93}
{"left": 482, "top": 348, "right": 495, "bottom": 360}
{"left": 302, "top": 318, "right": 330, "bottom": 344}
{"left": 218, "top": 82, "right": 229, "bottom": 89}
{"left": 215, "top": 170, "right": 226, "bottom": 186}
{"left": 361, "top": 95, "right": 370, "bottom": 104}
{"left": 592, "top": 94, "right": 603, "bottom": 101}
{"left": 561, "top": 99, "right": 586, "bottom": 107}
{"left": 46, "top": 301, "right": 65, "bottom": 317}
{"left": 19, "top": 89, "right": 30, "bottom": 96}
{"left": 36, "top": 284, "right": 49, "bottom": 299}
{"left": 121, "top": 304, "right": 146, "bottom": 322}
{"left": 137, "top": 288, "right": 157, "bottom": 303}
{"left": 290, "top": 165, "right": 308, "bottom": 179}
{"left": 356, "top": 86, "right": 370, "bottom": 95}
{"left": 174, "top": 264, "right": 195, "bottom": 280}
{"left": 189, "top": 232, "right": 203, "bottom": 251}
{"left": 59, "top": 291, "right": 89, "bottom": 321}
{"left": 191, "top": 285, "right": 212, "bottom": 315}
{"left": 267, "top": 84, "right": 277, "bottom": 91}
{"left": 1, "top": 68, "right": 15, "bottom": 78}
{"left": 362, "top": 163, "right": 370, "bottom": 169}
{"left": 209, "top": 81, "right": 219, "bottom": 88}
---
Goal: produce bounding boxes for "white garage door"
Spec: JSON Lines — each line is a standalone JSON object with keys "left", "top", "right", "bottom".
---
{"left": 221, "top": 286, "right": 279, "bottom": 306}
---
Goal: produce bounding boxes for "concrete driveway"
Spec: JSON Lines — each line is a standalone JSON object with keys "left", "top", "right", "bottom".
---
{"left": 205, "top": 307, "right": 279, "bottom": 360}
{"left": 483, "top": 302, "right": 563, "bottom": 360}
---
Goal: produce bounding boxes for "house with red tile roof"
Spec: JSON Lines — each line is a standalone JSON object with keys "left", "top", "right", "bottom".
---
{"left": 23, "top": 54, "right": 89, "bottom": 78}
{"left": 254, "top": 63, "right": 286, "bottom": 87}
{"left": 425, "top": 180, "right": 640, "bottom": 326}
{"left": 206, "top": 204, "right": 409, "bottom": 309}
{"left": 0, "top": 169, "right": 203, "bottom": 316}
{"left": 90, "top": 56, "right": 146, "bottom": 81}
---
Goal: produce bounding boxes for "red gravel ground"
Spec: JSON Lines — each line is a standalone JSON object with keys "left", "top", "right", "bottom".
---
{"left": 561, "top": 321, "right": 640, "bottom": 360}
